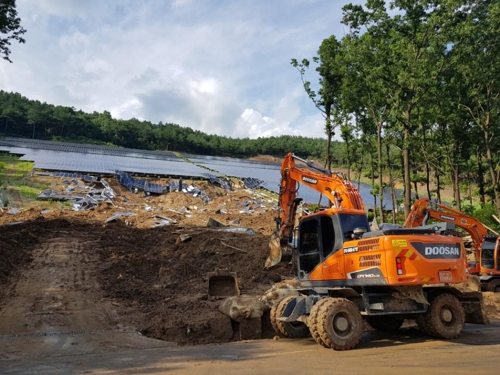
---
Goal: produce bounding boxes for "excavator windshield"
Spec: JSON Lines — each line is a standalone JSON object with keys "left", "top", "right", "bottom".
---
{"left": 481, "top": 238, "right": 500, "bottom": 270}
{"left": 338, "top": 213, "right": 370, "bottom": 241}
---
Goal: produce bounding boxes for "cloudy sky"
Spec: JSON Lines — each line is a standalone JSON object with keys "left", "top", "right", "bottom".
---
{"left": 1, "top": 0, "right": 362, "bottom": 139}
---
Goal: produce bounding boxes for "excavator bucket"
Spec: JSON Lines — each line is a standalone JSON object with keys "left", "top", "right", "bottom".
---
{"left": 207, "top": 269, "right": 239, "bottom": 298}
{"left": 460, "top": 291, "right": 490, "bottom": 325}
{"left": 265, "top": 232, "right": 282, "bottom": 269}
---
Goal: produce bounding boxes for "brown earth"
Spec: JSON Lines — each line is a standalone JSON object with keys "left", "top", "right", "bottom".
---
{"left": 0, "top": 174, "right": 499, "bottom": 350}
{"left": 0, "top": 175, "right": 292, "bottom": 347}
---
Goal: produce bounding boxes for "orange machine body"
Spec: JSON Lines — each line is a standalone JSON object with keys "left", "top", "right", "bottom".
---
{"left": 294, "top": 209, "right": 468, "bottom": 289}
{"left": 403, "top": 198, "right": 500, "bottom": 278}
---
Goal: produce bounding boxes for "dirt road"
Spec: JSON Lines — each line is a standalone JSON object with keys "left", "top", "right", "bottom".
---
{"left": 1, "top": 323, "right": 499, "bottom": 374}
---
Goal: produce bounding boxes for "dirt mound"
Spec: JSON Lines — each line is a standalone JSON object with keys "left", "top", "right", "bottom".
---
{"left": 0, "top": 215, "right": 289, "bottom": 345}
{"left": 97, "top": 221, "right": 286, "bottom": 344}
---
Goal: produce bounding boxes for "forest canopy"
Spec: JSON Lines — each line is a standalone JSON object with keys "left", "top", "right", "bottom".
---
{"left": 0, "top": 90, "right": 331, "bottom": 160}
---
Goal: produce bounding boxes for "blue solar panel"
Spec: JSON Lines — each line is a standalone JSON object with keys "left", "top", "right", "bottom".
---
{"left": 0, "top": 137, "right": 399, "bottom": 209}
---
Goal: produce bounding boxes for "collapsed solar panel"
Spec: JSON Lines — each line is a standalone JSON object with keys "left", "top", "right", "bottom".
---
{"left": 203, "top": 173, "right": 231, "bottom": 190}
{"left": 53, "top": 172, "right": 98, "bottom": 182}
{"left": 116, "top": 171, "right": 164, "bottom": 194}
{"left": 243, "top": 177, "right": 265, "bottom": 190}
{"left": 0, "top": 137, "right": 397, "bottom": 208}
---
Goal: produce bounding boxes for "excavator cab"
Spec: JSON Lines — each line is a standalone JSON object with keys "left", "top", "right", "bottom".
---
{"left": 296, "top": 211, "right": 370, "bottom": 280}
{"left": 481, "top": 236, "right": 500, "bottom": 271}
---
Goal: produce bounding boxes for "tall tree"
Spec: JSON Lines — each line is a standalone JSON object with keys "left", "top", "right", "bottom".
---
{"left": 342, "top": 0, "right": 452, "bottom": 216}
{"left": 0, "top": 0, "right": 26, "bottom": 63}
{"left": 291, "top": 35, "right": 345, "bottom": 170}
{"left": 450, "top": 1, "right": 500, "bottom": 215}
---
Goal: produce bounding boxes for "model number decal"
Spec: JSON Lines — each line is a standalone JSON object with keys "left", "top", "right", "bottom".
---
{"left": 439, "top": 214, "right": 456, "bottom": 221}
{"left": 344, "top": 246, "right": 358, "bottom": 254}
{"left": 302, "top": 176, "right": 318, "bottom": 184}
{"left": 392, "top": 239, "right": 407, "bottom": 247}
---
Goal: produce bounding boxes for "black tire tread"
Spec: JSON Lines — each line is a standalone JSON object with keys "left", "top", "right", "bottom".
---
{"left": 316, "top": 297, "right": 363, "bottom": 351}
{"left": 421, "top": 293, "right": 465, "bottom": 339}
{"left": 486, "top": 279, "right": 500, "bottom": 293}
{"left": 308, "top": 298, "right": 332, "bottom": 348}
{"left": 270, "top": 296, "right": 310, "bottom": 338}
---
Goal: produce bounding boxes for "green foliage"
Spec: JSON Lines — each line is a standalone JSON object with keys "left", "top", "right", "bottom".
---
{"left": 0, "top": 91, "right": 327, "bottom": 159}
{"left": 0, "top": 0, "right": 26, "bottom": 63}
{"left": 462, "top": 203, "right": 500, "bottom": 232}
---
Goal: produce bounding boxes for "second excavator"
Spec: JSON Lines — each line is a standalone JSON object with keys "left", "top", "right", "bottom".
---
{"left": 404, "top": 198, "right": 500, "bottom": 292}
{"left": 266, "top": 153, "right": 487, "bottom": 350}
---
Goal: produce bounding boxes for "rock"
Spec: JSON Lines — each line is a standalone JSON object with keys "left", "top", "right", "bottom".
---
{"left": 218, "top": 295, "right": 267, "bottom": 322}
{"left": 259, "top": 279, "right": 300, "bottom": 308}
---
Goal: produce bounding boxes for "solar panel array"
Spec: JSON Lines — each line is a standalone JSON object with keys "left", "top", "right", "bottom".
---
{"left": 0, "top": 137, "right": 179, "bottom": 160}
{"left": 0, "top": 138, "right": 210, "bottom": 178}
{"left": 0, "top": 137, "right": 398, "bottom": 208}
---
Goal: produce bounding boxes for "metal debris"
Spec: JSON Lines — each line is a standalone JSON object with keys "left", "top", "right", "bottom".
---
{"left": 105, "top": 212, "right": 136, "bottom": 223}
{"left": 179, "top": 234, "right": 192, "bottom": 242}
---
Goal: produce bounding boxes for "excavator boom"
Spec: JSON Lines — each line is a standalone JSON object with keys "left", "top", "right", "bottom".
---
{"left": 265, "top": 153, "right": 365, "bottom": 268}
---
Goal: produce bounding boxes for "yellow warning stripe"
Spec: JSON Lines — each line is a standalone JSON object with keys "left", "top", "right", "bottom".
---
{"left": 395, "top": 248, "right": 422, "bottom": 261}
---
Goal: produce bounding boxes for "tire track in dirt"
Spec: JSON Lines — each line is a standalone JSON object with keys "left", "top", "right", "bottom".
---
{"left": 0, "top": 229, "right": 175, "bottom": 360}
{"left": 0, "top": 233, "right": 119, "bottom": 335}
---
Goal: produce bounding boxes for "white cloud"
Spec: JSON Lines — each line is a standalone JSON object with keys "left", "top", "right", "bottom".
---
{"left": 3, "top": 0, "right": 366, "bottom": 140}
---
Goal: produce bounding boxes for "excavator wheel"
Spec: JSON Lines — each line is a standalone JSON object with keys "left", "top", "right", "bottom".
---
{"left": 366, "top": 315, "right": 404, "bottom": 332}
{"left": 486, "top": 279, "right": 500, "bottom": 293}
{"left": 308, "top": 298, "right": 332, "bottom": 348}
{"left": 417, "top": 293, "right": 465, "bottom": 339}
{"left": 270, "top": 296, "right": 310, "bottom": 338}
{"left": 315, "top": 297, "right": 363, "bottom": 351}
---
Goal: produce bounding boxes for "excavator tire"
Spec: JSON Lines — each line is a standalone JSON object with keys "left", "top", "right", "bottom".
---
{"left": 270, "top": 296, "right": 310, "bottom": 338}
{"left": 418, "top": 293, "right": 465, "bottom": 339}
{"left": 366, "top": 315, "right": 404, "bottom": 332}
{"left": 315, "top": 297, "right": 363, "bottom": 351}
{"left": 486, "top": 279, "right": 500, "bottom": 293}
{"left": 308, "top": 298, "right": 332, "bottom": 348}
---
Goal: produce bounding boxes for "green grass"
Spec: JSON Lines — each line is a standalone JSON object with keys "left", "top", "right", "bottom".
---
{"left": 0, "top": 153, "right": 52, "bottom": 208}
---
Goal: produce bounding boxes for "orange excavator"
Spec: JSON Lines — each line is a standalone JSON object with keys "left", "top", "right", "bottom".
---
{"left": 267, "top": 153, "right": 487, "bottom": 350}
{"left": 404, "top": 198, "right": 500, "bottom": 292}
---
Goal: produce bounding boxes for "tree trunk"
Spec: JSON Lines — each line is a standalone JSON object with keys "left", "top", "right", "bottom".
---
{"left": 377, "top": 122, "right": 384, "bottom": 222}
{"left": 403, "top": 116, "right": 412, "bottom": 217}
{"left": 324, "top": 110, "right": 332, "bottom": 170}
{"left": 483, "top": 127, "right": 500, "bottom": 216}
{"left": 477, "top": 148, "right": 485, "bottom": 206}
{"left": 435, "top": 167, "right": 442, "bottom": 203}
{"left": 426, "top": 162, "right": 432, "bottom": 199}
{"left": 452, "top": 165, "right": 461, "bottom": 210}
{"left": 386, "top": 143, "right": 397, "bottom": 223}
{"left": 370, "top": 152, "right": 376, "bottom": 219}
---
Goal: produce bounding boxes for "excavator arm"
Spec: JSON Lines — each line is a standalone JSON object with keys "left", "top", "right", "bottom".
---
{"left": 265, "top": 153, "right": 365, "bottom": 268}
{"left": 403, "top": 198, "right": 490, "bottom": 273}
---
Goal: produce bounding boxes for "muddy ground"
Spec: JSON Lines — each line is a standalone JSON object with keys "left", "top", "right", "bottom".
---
{"left": 0, "top": 175, "right": 294, "bottom": 346}
{"left": 0, "top": 174, "right": 499, "bottom": 349}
